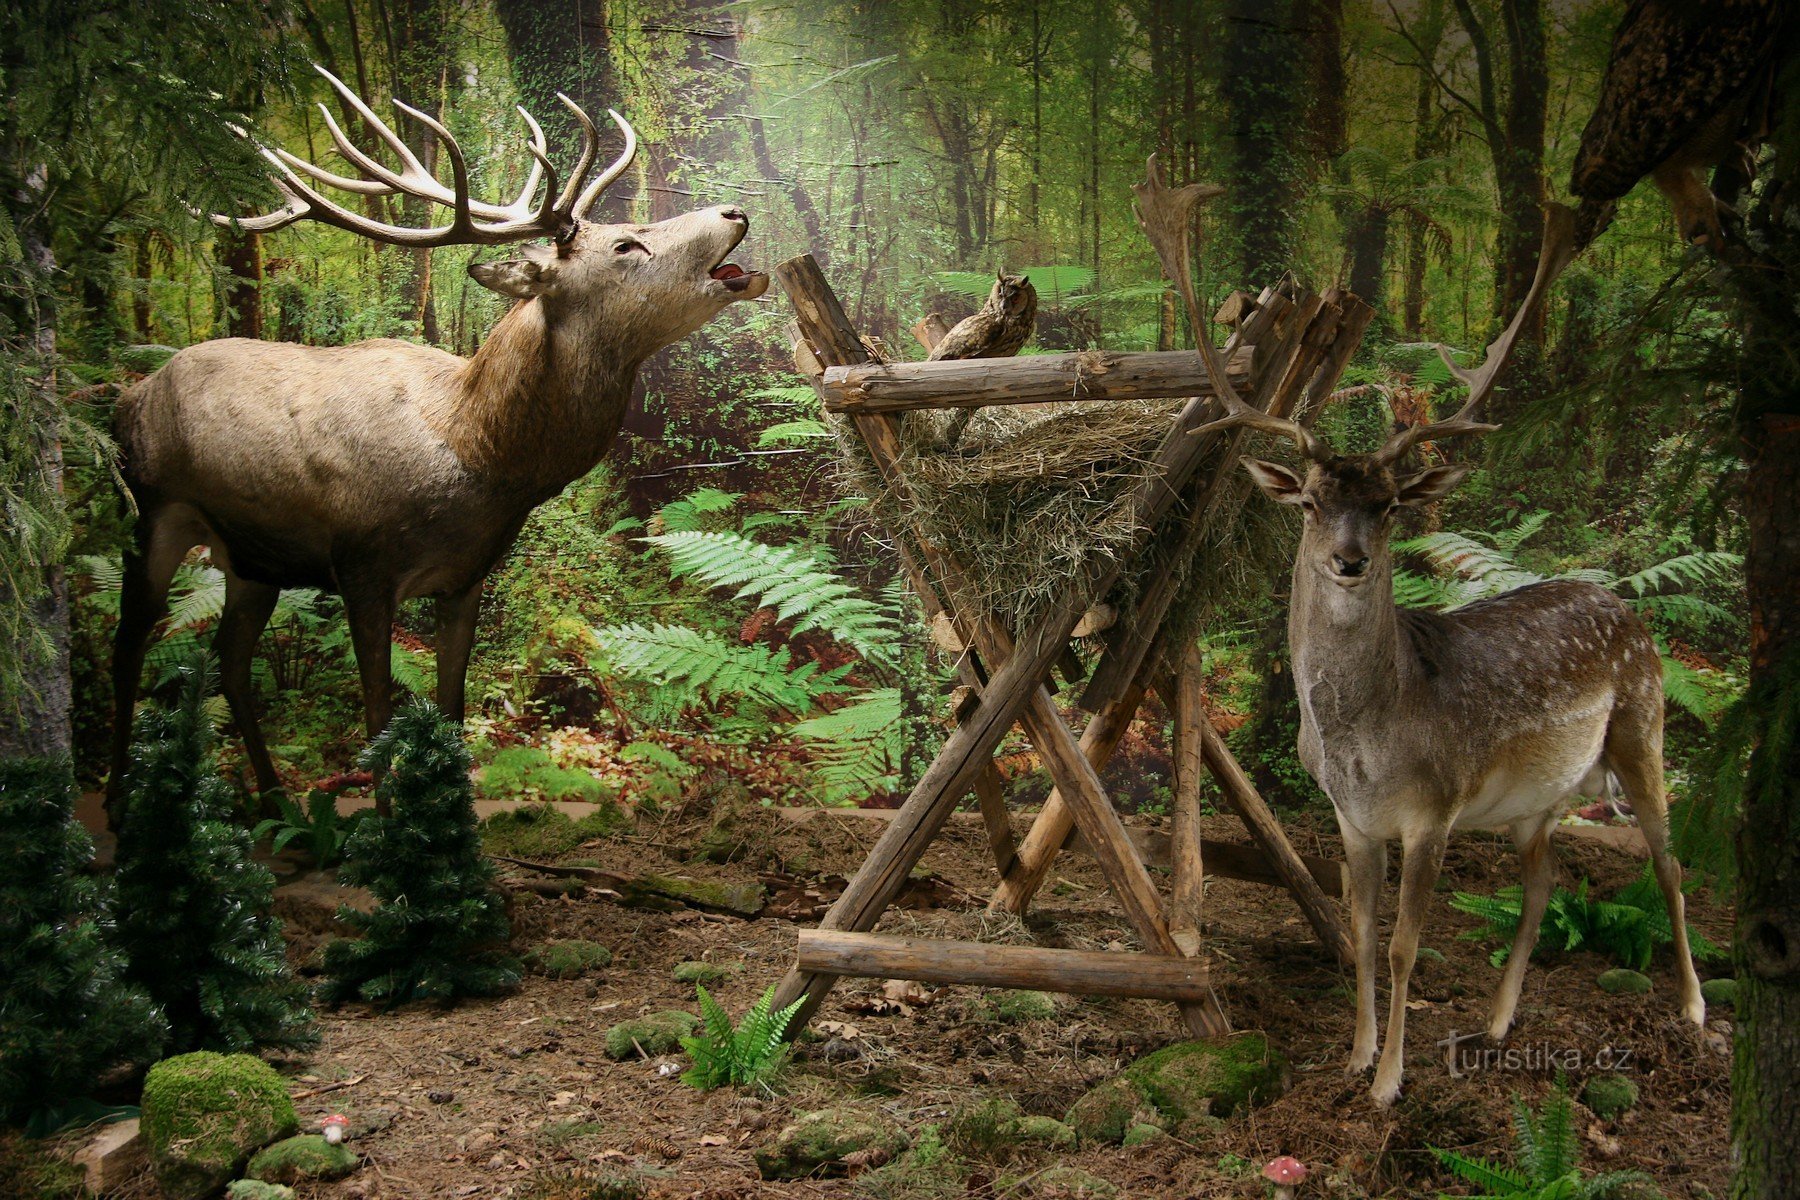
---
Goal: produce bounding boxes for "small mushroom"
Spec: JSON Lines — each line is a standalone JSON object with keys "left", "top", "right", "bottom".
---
{"left": 322, "top": 1113, "right": 350, "bottom": 1145}
{"left": 1263, "top": 1155, "right": 1308, "bottom": 1200}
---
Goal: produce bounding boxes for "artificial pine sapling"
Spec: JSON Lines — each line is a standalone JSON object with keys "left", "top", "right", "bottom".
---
{"left": 323, "top": 703, "right": 520, "bottom": 1006}
{"left": 0, "top": 758, "right": 167, "bottom": 1124}
{"left": 112, "top": 657, "right": 316, "bottom": 1053}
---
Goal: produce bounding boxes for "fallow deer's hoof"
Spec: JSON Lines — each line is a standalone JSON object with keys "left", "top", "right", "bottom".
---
{"left": 1370, "top": 1078, "right": 1402, "bottom": 1109}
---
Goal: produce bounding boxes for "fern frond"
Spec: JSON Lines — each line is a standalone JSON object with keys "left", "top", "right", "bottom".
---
{"left": 789, "top": 688, "right": 905, "bottom": 804}
{"left": 758, "top": 419, "right": 831, "bottom": 447}
{"left": 1613, "top": 551, "right": 1742, "bottom": 599}
{"left": 1430, "top": 1146, "right": 1530, "bottom": 1192}
{"left": 655, "top": 488, "right": 742, "bottom": 534}
{"left": 593, "top": 623, "right": 844, "bottom": 716}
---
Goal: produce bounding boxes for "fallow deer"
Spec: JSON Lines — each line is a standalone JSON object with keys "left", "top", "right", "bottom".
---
{"left": 108, "top": 66, "right": 769, "bottom": 822}
{"left": 1189, "top": 205, "right": 1705, "bottom": 1107}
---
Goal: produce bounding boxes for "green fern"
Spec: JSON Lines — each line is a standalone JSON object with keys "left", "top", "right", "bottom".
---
{"left": 1451, "top": 868, "right": 1720, "bottom": 970}
{"left": 653, "top": 488, "right": 741, "bottom": 534}
{"left": 788, "top": 687, "right": 905, "bottom": 805}
{"left": 679, "top": 984, "right": 801, "bottom": 1090}
{"left": 758, "top": 418, "right": 832, "bottom": 447}
{"left": 1432, "top": 1088, "right": 1655, "bottom": 1199}
{"left": 643, "top": 530, "right": 901, "bottom": 663}
{"left": 592, "top": 622, "right": 850, "bottom": 718}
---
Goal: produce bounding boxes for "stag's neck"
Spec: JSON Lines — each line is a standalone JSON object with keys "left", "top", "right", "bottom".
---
{"left": 1289, "top": 557, "right": 1406, "bottom": 732}
{"left": 439, "top": 299, "right": 639, "bottom": 493}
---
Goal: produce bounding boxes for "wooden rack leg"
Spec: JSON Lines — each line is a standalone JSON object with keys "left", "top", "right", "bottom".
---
{"left": 1196, "top": 714, "right": 1353, "bottom": 965}
{"left": 1169, "top": 647, "right": 1206, "bottom": 956}
{"left": 1018, "top": 687, "right": 1229, "bottom": 1037}
{"left": 973, "top": 763, "right": 1018, "bottom": 878}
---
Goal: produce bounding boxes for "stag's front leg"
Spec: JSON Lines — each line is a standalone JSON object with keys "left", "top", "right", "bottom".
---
{"left": 1339, "top": 822, "right": 1386, "bottom": 1074}
{"left": 1372, "top": 825, "right": 1447, "bottom": 1108}
{"left": 434, "top": 583, "right": 483, "bottom": 723}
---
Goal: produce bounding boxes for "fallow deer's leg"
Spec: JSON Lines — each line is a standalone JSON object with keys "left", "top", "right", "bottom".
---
{"left": 340, "top": 577, "right": 397, "bottom": 812}
{"left": 1488, "top": 813, "right": 1557, "bottom": 1041}
{"left": 216, "top": 569, "right": 283, "bottom": 816}
{"left": 1610, "top": 717, "right": 1706, "bottom": 1026}
{"left": 1340, "top": 822, "right": 1387, "bottom": 1074}
{"left": 1372, "top": 825, "right": 1447, "bottom": 1108}
{"left": 434, "top": 582, "right": 484, "bottom": 723}
{"left": 107, "top": 507, "right": 194, "bottom": 828}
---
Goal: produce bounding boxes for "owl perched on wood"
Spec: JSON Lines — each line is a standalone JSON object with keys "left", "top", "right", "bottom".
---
{"left": 1571, "top": 0, "right": 1784, "bottom": 250}
{"left": 929, "top": 273, "right": 1038, "bottom": 362}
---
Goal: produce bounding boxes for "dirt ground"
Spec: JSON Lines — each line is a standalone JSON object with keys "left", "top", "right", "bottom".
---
{"left": 105, "top": 797, "right": 1733, "bottom": 1200}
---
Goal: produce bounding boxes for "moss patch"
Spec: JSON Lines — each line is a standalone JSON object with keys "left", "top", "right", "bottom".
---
{"left": 1701, "top": 977, "right": 1737, "bottom": 1007}
{"left": 603, "top": 1011, "right": 699, "bottom": 1060}
{"left": 1597, "top": 968, "right": 1652, "bottom": 996}
{"left": 672, "top": 960, "right": 729, "bottom": 985}
{"left": 1013, "top": 1116, "right": 1076, "bottom": 1150}
{"left": 1000, "top": 1165, "right": 1119, "bottom": 1197}
{"left": 1066, "top": 1034, "right": 1288, "bottom": 1144}
{"left": 526, "top": 939, "right": 613, "bottom": 979}
{"left": 141, "top": 1052, "right": 298, "bottom": 1200}
{"left": 246, "top": 1134, "right": 358, "bottom": 1184}
{"left": 227, "top": 1181, "right": 297, "bottom": 1200}
{"left": 853, "top": 1125, "right": 968, "bottom": 1200}
{"left": 1581, "top": 1075, "right": 1640, "bottom": 1119}
{"left": 1064, "top": 1076, "right": 1161, "bottom": 1146}
{"left": 634, "top": 874, "right": 765, "bottom": 917}
{"left": 981, "top": 990, "right": 1058, "bottom": 1023}
{"left": 479, "top": 803, "right": 624, "bottom": 859}
{"left": 754, "top": 1106, "right": 909, "bottom": 1180}
{"left": 521, "top": 1165, "right": 647, "bottom": 1200}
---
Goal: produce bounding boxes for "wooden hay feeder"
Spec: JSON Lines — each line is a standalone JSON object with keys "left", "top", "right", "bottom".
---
{"left": 769, "top": 161, "right": 1371, "bottom": 1039}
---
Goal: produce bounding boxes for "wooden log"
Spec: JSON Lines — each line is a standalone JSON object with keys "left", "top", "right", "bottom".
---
{"left": 1196, "top": 713, "right": 1354, "bottom": 965}
{"left": 1169, "top": 647, "right": 1206, "bottom": 956}
{"left": 771, "top": 252, "right": 1251, "bottom": 1033}
{"left": 74, "top": 1118, "right": 145, "bottom": 1194}
{"left": 797, "top": 930, "right": 1213, "bottom": 1003}
{"left": 972, "top": 762, "right": 1018, "bottom": 879}
{"left": 818, "top": 346, "right": 1255, "bottom": 414}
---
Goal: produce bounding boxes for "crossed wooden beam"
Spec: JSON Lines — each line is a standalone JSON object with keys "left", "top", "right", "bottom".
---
{"left": 770, "top": 233, "right": 1370, "bottom": 1039}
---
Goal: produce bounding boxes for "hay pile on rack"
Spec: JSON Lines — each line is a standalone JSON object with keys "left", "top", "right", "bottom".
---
{"left": 832, "top": 398, "right": 1295, "bottom": 641}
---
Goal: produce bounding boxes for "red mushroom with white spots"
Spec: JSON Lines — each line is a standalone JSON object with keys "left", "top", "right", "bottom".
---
{"left": 1263, "top": 1156, "right": 1308, "bottom": 1200}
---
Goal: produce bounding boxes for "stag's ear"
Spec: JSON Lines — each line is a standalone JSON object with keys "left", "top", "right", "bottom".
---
{"left": 469, "top": 243, "right": 560, "bottom": 299}
{"left": 1241, "top": 457, "right": 1305, "bottom": 505}
{"left": 1395, "top": 463, "right": 1472, "bottom": 508}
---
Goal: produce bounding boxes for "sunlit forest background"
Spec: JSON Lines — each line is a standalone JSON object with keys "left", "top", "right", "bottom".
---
{"left": 2, "top": 0, "right": 1746, "bottom": 849}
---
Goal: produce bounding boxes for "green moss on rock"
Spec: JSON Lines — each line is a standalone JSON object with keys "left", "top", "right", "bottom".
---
{"left": 1121, "top": 1123, "right": 1163, "bottom": 1147}
{"left": 754, "top": 1106, "right": 909, "bottom": 1179}
{"left": 479, "top": 803, "right": 623, "bottom": 859}
{"left": 635, "top": 874, "right": 765, "bottom": 917}
{"left": 246, "top": 1134, "right": 358, "bottom": 1184}
{"left": 226, "top": 1181, "right": 296, "bottom": 1200}
{"left": 853, "top": 1126, "right": 967, "bottom": 1200}
{"left": 1012, "top": 1116, "right": 1076, "bottom": 1150}
{"left": 982, "top": 990, "right": 1058, "bottom": 1023}
{"left": 1597, "top": 968, "right": 1652, "bottom": 996}
{"left": 1063, "top": 1076, "right": 1161, "bottom": 1146}
{"left": 141, "top": 1052, "right": 298, "bottom": 1200}
{"left": 1581, "top": 1075, "right": 1640, "bottom": 1119}
{"left": 672, "top": 960, "right": 729, "bottom": 985}
{"left": 526, "top": 940, "right": 613, "bottom": 979}
{"left": 945, "top": 1098, "right": 1022, "bottom": 1156}
{"left": 1702, "top": 977, "right": 1737, "bottom": 1007}
{"left": 1123, "top": 1032, "right": 1289, "bottom": 1122}
{"left": 603, "top": 1011, "right": 699, "bottom": 1060}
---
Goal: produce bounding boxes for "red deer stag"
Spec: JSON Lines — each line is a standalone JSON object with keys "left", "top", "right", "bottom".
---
{"left": 1189, "top": 204, "right": 1704, "bottom": 1107}
{"left": 108, "top": 67, "right": 768, "bottom": 821}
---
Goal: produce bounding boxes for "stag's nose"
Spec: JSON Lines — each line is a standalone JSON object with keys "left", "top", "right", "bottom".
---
{"left": 718, "top": 205, "right": 748, "bottom": 225}
{"left": 1333, "top": 553, "right": 1371, "bottom": 577}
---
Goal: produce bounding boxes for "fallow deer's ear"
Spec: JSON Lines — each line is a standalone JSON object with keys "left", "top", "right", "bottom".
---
{"left": 468, "top": 243, "right": 560, "bottom": 299}
{"left": 1395, "top": 463, "right": 1472, "bottom": 507}
{"left": 1240, "top": 457, "right": 1305, "bottom": 505}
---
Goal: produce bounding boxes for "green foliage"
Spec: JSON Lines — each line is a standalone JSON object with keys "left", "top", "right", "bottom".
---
{"left": 650, "top": 488, "right": 741, "bottom": 534}
{"left": 112, "top": 656, "right": 315, "bottom": 1053}
{"left": 1449, "top": 868, "right": 1721, "bottom": 971}
{"left": 1431, "top": 1087, "right": 1655, "bottom": 1199}
{"left": 252, "top": 787, "right": 369, "bottom": 868}
{"left": 477, "top": 802, "right": 623, "bottom": 859}
{"left": 679, "top": 984, "right": 801, "bottom": 1090}
{"left": 931, "top": 265, "right": 1096, "bottom": 306}
{"left": 0, "top": 757, "right": 167, "bottom": 1123}
{"left": 786, "top": 688, "right": 904, "bottom": 803}
{"left": 322, "top": 704, "right": 520, "bottom": 1007}
{"left": 477, "top": 745, "right": 616, "bottom": 805}
{"left": 595, "top": 622, "right": 850, "bottom": 718}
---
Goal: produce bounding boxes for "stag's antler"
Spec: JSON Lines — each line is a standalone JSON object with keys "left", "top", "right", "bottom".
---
{"left": 1374, "top": 203, "right": 1578, "bottom": 466}
{"left": 1130, "top": 155, "right": 1334, "bottom": 462}
{"left": 215, "top": 64, "right": 637, "bottom": 246}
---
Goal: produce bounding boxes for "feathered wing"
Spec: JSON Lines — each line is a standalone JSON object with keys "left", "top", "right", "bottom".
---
{"left": 1571, "top": 0, "right": 1780, "bottom": 205}
{"left": 928, "top": 311, "right": 998, "bottom": 361}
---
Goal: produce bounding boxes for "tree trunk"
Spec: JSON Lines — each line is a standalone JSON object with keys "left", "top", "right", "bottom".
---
{"left": 214, "top": 226, "right": 263, "bottom": 340}
{"left": 1401, "top": 0, "right": 1445, "bottom": 337}
{"left": 1728, "top": 39, "right": 1800, "bottom": 1195}
{"left": 0, "top": 170, "right": 73, "bottom": 761}
{"left": 1346, "top": 206, "right": 1389, "bottom": 314}
{"left": 1222, "top": 0, "right": 1309, "bottom": 284}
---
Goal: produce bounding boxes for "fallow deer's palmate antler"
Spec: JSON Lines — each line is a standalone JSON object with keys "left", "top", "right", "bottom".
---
{"left": 216, "top": 64, "right": 637, "bottom": 246}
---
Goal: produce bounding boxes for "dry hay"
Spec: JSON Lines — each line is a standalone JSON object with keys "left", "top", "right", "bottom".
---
{"left": 833, "top": 398, "right": 1295, "bottom": 648}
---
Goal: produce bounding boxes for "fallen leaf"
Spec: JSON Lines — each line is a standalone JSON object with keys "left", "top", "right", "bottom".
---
{"left": 699, "top": 1134, "right": 729, "bottom": 1147}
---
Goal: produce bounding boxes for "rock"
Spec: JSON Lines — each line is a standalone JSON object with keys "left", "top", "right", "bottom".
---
{"left": 72, "top": 1117, "right": 145, "bottom": 1193}
{"left": 753, "top": 1106, "right": 909, "bottom": 1179}
{"left": 1013, "top": 1116, "right": 1076, "bottom": 1150}
{"left": 1597, "top": 968, "right": 1652, "bottom": 996}
{"left": 672, "top": 960, "right": 729, "bottom": 985}
{"left": 1064, "top": 1033, "right": 1289, "bottom": 1144}
{"left": 1064, "top": 1077, "right": 1162, "bottom": 1146}
{"left": 603, "top": 1011, "right": 699, "bottom": 1060}
{"left": 1581, "top": 1075, "right": 1639, "bottom": 1120}
{"left": 526, "top": 939, "right": 613, "bottom": 979}
{"left": 1701, "top": 977, "right": 1737, "bottom": 1007}
{"left": 142, "top": 1052, "right": 298, "bottom": 1200}
{"left": 1121, "top": 1123, "right": 1164, "bottom": 1147}
{"left": 246, "top": 1134, "right": 359, "bottom": 1185}
{"left": 983, "top": 990, "right": 1058, "bottom": 1023}
{"left": 226, "top": 1182, "right": 296, "bottom": 1200}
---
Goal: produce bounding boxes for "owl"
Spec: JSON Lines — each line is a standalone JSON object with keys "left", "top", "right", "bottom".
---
{"left": 928, "top": 273, "right": 1038, "bottom": 448}
{"left": 929, "top": 273, "right": 1038, "bottom": 362}
{"left": 1570, "top": 0, "right": 1784, "bottom": 250}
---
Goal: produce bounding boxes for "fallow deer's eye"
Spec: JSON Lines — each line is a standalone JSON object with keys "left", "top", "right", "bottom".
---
{"left": 1300, "top": 498, "right": 1318, "bottom": 514}
{"left": 613, "top": 239, "right": 644, "bottom": 256}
